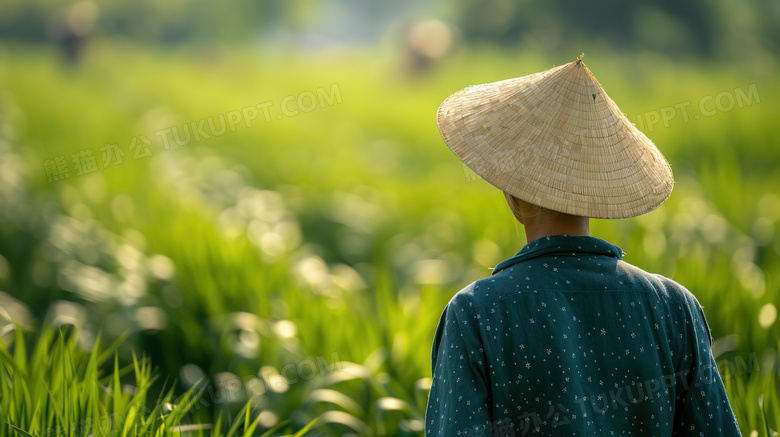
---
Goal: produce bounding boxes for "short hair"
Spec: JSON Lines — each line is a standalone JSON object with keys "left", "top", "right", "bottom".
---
{"left": 504, "top": 192, "right": 559, "bottom": 224}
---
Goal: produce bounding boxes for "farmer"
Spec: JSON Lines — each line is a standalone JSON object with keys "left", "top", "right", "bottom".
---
{"left": 425, "top": 55, "right": 741, "bottom": 436}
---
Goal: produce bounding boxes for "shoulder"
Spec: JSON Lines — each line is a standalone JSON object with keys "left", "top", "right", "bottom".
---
{"left": 446, "top": 272, "right": 515, "bottom": 311}
{"left": 616, "top": 260, "right": 707, "bottom": 318}
{"left": 443, "top": 266, "right": 538, "bottom": 320}
{"left": 444, "top": 280, "right": 480, "bottom": 316}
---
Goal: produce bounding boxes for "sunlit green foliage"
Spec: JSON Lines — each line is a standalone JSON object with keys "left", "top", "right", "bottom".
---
{"left": 0, "top": 43, "right": 778, "bottom": 435}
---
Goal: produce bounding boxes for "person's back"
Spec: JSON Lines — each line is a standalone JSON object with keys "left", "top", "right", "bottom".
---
{"left": 425, "top": 235, "right": 740, "bottom": 436}
{"left": 426, "top": 55, "right": 741, "bottom": 436}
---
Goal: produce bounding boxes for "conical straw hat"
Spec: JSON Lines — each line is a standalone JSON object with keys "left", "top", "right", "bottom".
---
{"left": 437, "top": 54, "right": 674, "bottom": 219}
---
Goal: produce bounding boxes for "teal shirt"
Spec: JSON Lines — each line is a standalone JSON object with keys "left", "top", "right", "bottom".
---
{"left": 425, "top": 235, "right": 740, "bottom": 436}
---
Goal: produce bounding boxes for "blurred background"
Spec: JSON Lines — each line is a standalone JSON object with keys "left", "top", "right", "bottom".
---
{"left": 0, "top": 0, "right": 778, "bottom": 435}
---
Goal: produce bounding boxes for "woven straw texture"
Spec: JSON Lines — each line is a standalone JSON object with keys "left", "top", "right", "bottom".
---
{"left": 437, "top": 55, "right": 674, "bottom": 219}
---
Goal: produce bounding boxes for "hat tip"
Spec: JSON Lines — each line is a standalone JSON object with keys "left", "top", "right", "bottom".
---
{"left": 576, "top": 52, "right": 584, "bottom": 63}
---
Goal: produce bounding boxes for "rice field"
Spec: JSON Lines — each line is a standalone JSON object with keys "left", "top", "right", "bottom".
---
{"left": 0, "top": 42, "right": 778, "bottom": 435}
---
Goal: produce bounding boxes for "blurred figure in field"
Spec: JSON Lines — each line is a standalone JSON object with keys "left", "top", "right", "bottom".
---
{"left": 57, "top": 1, "right": 99, "bottom": 66}
{"left": 401, "top": 18, "right": 458, "bottom": 76}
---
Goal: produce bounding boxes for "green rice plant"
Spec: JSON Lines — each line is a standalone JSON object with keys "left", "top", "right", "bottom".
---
{"left": 0, "top": 321, "right": 197, "bottom": 436}
{"left": 0, "top": 322, "right": 319, "bottom": 437}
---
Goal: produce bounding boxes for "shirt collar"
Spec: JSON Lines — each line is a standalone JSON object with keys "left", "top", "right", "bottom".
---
{"left": 491, "top": 235, "right": 624, "bottom": 276}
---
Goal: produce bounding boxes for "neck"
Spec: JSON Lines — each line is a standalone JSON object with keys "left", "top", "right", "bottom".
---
{"left": 523, "top": 214, "right": 590, "bottom": 243}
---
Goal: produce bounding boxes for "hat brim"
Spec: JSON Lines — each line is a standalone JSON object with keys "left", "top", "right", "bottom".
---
{"left": 436, "top": 58, "right": 674, "bottom": 219}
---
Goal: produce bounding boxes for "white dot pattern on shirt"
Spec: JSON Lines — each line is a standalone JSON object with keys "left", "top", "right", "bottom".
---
{"left": 425, "top": 236, "right": 740, "bottom": 436}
